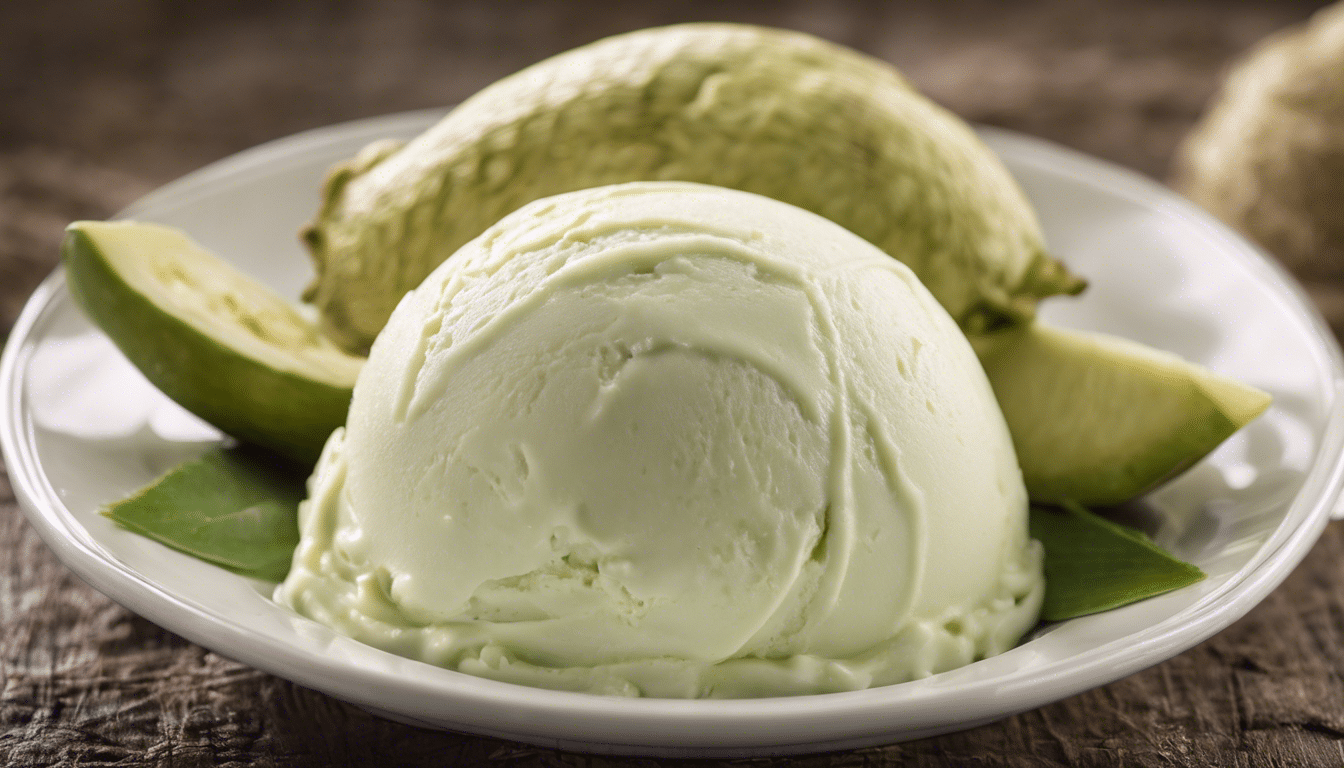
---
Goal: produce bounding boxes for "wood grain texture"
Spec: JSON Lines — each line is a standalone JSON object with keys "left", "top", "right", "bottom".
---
{"left": 3, "top": 1, "right": 1342, "bottom": 765}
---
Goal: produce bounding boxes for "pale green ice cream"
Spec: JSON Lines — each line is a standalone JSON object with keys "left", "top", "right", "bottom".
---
{"left": 276, "top": 182, "right": 1043, "bottom": 698}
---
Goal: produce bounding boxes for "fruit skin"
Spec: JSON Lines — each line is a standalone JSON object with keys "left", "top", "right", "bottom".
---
{"left": 62, "top": 222, "right": 358, "bottom": 465}
{"left": 1173, "top": 2, "right": 1344, "bottom": 288}
{"left": 303, "top": 22, "right": 1085, "bottom": 353}
{"left": 974, "top": 323, "right": 1272, "bottom": 506}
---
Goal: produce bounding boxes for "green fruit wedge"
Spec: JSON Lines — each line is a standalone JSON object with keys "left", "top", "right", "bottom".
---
{"left": 974, "top": 323, "right": 1272, "bottom": 506}
{"left": 303, "top": 22, "right": 1085, "bottom": 353}
{"left": 62, "top": 221, "right": 363, "bottom": 464}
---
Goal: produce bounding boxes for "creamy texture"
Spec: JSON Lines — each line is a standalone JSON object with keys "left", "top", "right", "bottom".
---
{"left": 277, "top": 182, "right": 1043, "bottom": 698}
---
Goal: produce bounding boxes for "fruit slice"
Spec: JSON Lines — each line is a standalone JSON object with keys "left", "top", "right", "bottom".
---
{"left": 974, "top": 323, "right": 1272, "bottom": 506}
{"left": 303, "top": 22, "right": 1085, "bottom": 353}
{"left": 62, "top": 221, "right": 363, "bottom": 464}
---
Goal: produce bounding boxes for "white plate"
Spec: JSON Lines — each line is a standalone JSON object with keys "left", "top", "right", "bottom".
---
{"left": 4, "top": 110, "right": 1343, "bottom": 758}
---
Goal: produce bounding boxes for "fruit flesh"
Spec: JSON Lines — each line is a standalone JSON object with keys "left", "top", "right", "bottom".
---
{"left": 975, "top": 323, "right": 1272, "bottom": 506}
{"left": 62, "top": 221, "right": 362, "bottom": 464}
{"left": 303, "top": 23, "right": 1084, "bottom": 353}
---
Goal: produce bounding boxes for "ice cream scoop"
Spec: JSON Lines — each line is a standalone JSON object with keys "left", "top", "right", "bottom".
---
{"left": 276, "top": 182, "right": 1043, "bottom": 698}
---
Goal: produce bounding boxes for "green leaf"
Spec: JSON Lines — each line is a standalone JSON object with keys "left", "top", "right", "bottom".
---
{"left": 1030, "top": 499, "right": 1206, "bottom": 621}
{"left": 103, "top": 444, "right": 308, "bottom": 582}
{"left": 102, "top": 449, "right": 1206, "bottom": 622}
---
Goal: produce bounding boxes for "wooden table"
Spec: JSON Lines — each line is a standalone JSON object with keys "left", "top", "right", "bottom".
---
{"left": 3, "top": 1, "right": 1342, "bottom": 765}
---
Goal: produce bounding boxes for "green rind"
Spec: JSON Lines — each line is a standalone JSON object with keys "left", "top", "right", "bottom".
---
{"left": 977, "top": 323, "right": 1272, "bottom": 506}
{"left": 1030, "top": 501, "right": 1205, "bottom": 621}
{"left": 62, "top": 223, "right": 353, "bottom": 464}
{"left": 304, "top": 23, "right": 1085, "bottom": 353}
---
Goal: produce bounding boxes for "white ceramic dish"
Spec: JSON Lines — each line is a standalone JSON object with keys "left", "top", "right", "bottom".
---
{"left": 3, "top": 110, "right": 1343, "bottom": 758}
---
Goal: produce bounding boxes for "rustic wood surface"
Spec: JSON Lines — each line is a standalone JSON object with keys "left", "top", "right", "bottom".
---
{"left": 3, "top": 1, "right": 1343, "bottom": 765}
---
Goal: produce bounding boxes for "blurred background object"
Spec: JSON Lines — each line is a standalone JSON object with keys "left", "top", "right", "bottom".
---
{"left": 1175, "top": 1, "right": 1344, "bottom": 335}
{"left": 4, "top": 1, "right": 1344, "bottom": 766}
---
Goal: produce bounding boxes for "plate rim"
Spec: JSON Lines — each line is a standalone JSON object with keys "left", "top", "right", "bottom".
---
{"left": 5, "top": 111, "right": 1344, "bottom": 757}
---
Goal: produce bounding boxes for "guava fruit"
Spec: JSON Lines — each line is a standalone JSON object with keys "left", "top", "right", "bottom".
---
{"left": 303, "top": 23, "right": 1085, "bottom": 353}
{"left": 1174, "top": 2, "right": 1344, "bottom": 288}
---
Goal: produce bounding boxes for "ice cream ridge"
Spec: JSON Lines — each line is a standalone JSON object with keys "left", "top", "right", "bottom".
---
{"left": 276, "top": 182, "right": 1044, "bottom": 698}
